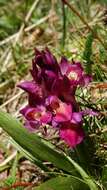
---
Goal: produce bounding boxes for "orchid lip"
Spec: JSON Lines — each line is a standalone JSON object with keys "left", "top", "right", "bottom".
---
{"left": 59, "top": 123, "right": 85, "bottom": 148}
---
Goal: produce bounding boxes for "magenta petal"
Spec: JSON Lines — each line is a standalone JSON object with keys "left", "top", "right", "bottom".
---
{"left": 54, "top": 113, "right": 70, "bottom": 123}
{"left": 43, "top": 48, "right": 60, "bottom": 73}
{"left": 21, "top": 105, "right": 52, "bottom": 129}
{"left": 43, "top": 70, "right": 58, "bottom": 91}
{"left": 36, "top": 55, "right": 45, "bottom": 68}
{"left": 54, "top": 103, "right": 72, "bottom": 123}
{"left": 18, "top": 81, "right": 38, "bottom": 94}
{"left": 51, "top": 78, "right": 62, "bottom": 96}
{"left": 82, "top": 74, "right": 92, "bottom": 86}
{"left": 34, "top": 48, "right": 59, "bottom": 72}
{"left": 41, "top": 113, "right": 52, "bottom": 124}
{"left": 45, "top": 95, "right": 59, "bottom": 109}
{"left": 30, "top": 59, "right": 38, "bottom": 81}
{"left": 20, "top": 105, "right": 30, "bottom": 116}
{"left": 30, "top": 68, "right": 42, "bottom": 84}
{"left": 26, "top": 105, "right": 52, "bottom": 124}
{"left": 20, "top": 106, "right": 41, "bottom": 120}
{"left": 34, "top": 49, "right": 47, "bottom": 68}
{"left": 81, "top": 109, "right": 98, "bottom": 116}
{"left": 60, "top": 57, "right": 70, "bottom": 75}
{"left": 20, "top": 107, "right": 37, "bottom": 120}
{"left": 44, "top": 48, "right": 58, "bottom": 66}
{"left": 24, "top": 120, "right": 40, "bottom": 132}
{"left": 52, "top": 120, "right": 59, "bottom": 128}
{"left": 60, "top": 124, "right": 85, "bottom": 148}
{"left": 71, "top": 112, "right": 82, "bottom": 124}
{"left": 18, "top": 81, "right": 44, "bottom": 105}
{"left": 72, "top": 62, "right": 83, "bottom": 70}
{"left": 28, "top": 94, "right": 43, "bottom": 107}
{"left": 35, "top": 48, "right": 42, "bottom": 56}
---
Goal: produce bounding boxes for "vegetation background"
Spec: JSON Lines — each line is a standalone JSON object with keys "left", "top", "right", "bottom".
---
{"left": 0, "top": 0, "right": 107, "bottom": 189}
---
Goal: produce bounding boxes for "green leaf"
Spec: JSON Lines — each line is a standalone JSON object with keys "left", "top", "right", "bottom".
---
{"left": 66, "top": 156, "right": 98, "bottom": 190}
{"left": 10, "top": 138, "right": 50, "bottom": 172}
{"left": 83, "top": 32, "right": 94, "bottom": 74}
{"left": 101, "top": 165, "right": 107, "bottom": 188}
{"left": 75, "top": 140, "right": 94, "bottom": 175}
{"left": 0, "top": 112, "right": 99, "bottom": 190}
{"left": 33, "top": 176, "right": 89, "bottom": 190}
{"left": 0, "top": 111, "right": 75, "bottom": 174}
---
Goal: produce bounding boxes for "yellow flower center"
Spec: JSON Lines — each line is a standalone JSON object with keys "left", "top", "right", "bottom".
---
{"left": 68, "top": 71, "right": 78, "bottom": 80}
{"left": 34, "top": 112, "right": 41, "bottom": 120}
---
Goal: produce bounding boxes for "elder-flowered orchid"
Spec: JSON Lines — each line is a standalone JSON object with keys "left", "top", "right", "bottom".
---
{"left": 20, "top": 105, "right": 52, "bottom": 131}
{"left": 18, "top": 48, "right": 94, "bottom": 148}
{"left": 60, "top": 123, "right": 85, "bottom": 148}
{"left": 46, "top": 96, "right": 84, "bottom": 147}
{"left": 60, "top": 57, "right": 92, "bottom": 86}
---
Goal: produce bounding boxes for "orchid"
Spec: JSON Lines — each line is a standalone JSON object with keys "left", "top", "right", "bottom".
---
{"left": 60, "top": 57, "right": 92, "bottom": 86}
{"left": 18, "top": 48, "right": 93, "bottom": 148}
{"left": 20, "top": 105, "right": 52, "bottom": 131}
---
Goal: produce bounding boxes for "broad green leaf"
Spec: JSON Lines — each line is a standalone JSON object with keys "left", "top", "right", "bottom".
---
{"left": 33, "top": 176, "right": 89, "bottom": 190}
{"left": 10, "top": 138, "right": 50, "bottom": 172}
{"left": 0, "top": 112, "right": 99, "bottom": 190}
{"left": 0, "top": 111, "right": 75, "bottom": 174}
{"left": 75, "top": 140, "right": 94, "bottom": 174}
{"left": 66, "top": 156, "right": 98, "bottom": 190}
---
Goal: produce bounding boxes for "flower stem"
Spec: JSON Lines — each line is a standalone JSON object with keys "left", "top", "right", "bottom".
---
{"left": 62, "top": 0, "right": 66, "bottom": 48}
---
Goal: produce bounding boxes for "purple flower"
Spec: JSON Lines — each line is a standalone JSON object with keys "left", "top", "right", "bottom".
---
{"left": 45, "top": 96, "right": 84, "bottom": 147}
{"left": 60, "top": 123, "right": 85, "bottom": 148}
{"left": 81, "top": 109, "right": 98, "bottom": 116}
{"left": 20, "top": 105, "right": 52, "bottom": 131}
{"left": 51, "top": 99, "right": 83, "bottom": 126}
{"left": 33, "top": 48, "right": 59, "bottom": 73}
{"left": 46, "top": 96, "right": 74, "bottom": 124}
{"left": 53, "top": 101, "right": 72, "bottom": 123}
{"left": 18, "top": 81, "right": 42, "bottom": 97}
{"left": 60, "top": 57, "right": 92, "bottom": 86}
{"left": 18, "top": 48, "right": 94, "bottom": 148}
{"left": 18, "top": 81, "right": 45, "bottom": 106}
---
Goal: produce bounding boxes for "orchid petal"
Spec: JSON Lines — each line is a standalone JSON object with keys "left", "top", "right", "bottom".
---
{"left": 18, "top": 81, "right": 38, "bottom": 94}
{"left": 71, "top": 112, "right": 82, "bottom": 124}
{"left": 60, "top": 57, "right": 70, "bottom": 75}
{"left": 60, "top": 124, "right": 85, "bottom": 148}
{"left": 81, "top": 109, "right": 98, "bottom": 116}
{"left": 24, "top": 120, "right": 40, "bottom": 132}
{"left": 54, "top": 103, "right": 72, "bottom": 123}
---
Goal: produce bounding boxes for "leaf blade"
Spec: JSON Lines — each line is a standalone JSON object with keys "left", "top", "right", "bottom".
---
{"left": 33, "top": 176, "right": 89, "bottom": 190}
{"left": 0, "top": 111, "right": 75, "bottom": 174}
